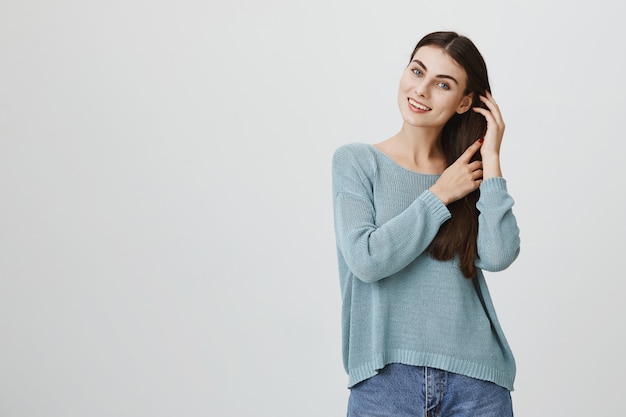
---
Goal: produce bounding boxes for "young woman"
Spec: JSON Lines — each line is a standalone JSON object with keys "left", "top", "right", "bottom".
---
{"left": 332, "top": 31, "right": 521, "bottom": 416}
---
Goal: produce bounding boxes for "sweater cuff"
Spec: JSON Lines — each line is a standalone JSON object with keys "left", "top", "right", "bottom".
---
{"left": 479, "top": 177, "right": 508, "bottom": 193}
{"left": 419, "top": 190, "right": 452, "bottom": 224}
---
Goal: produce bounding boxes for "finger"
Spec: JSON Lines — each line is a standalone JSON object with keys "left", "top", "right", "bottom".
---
{"left": 473, "top": 105, "right": 502, "bottom": 131}
{"left": 478, "top": 94, "right": 504, "bottom": 124}
{"left": 480, "top": 92, "right": 498, "bottom": 108}
{"left": 468, "top": 160, "right": 483, "bottom": 172}
{"left": 472, "top": 168, "right": 483, "bottom": 181}
{"left": 472, "top": 105, "right": 494, "bottom": 121}
{"left": 460, "top": 138, "right": 483, "bottom": 161}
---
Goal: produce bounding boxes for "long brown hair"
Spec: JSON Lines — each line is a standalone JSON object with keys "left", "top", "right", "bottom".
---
{"left": 411, "top": 31, "right": 491, "bottom": 279}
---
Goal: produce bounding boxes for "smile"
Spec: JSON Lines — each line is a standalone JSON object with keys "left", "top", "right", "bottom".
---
{"left": 408, "top": 98, "right": 431, "bottom": 111}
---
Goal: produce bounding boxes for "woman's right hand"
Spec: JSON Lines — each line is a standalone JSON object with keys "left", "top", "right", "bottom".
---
{"left": 429, "top": 139, "right": 484, "bottom": 205}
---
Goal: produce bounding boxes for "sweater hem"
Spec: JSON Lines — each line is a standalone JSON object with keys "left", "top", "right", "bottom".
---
{"left": 347, "top": 349, "right": 515, "bottom": 391}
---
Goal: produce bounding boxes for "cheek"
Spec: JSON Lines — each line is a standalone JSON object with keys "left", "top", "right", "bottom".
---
{"left": 398, "top": 74, "right": 413, "bottom": 92}
{"left": 398, "top": 82, "right": 406, "bottom": 96}
{"left": 397, "top": 81, "right": 408, "bottom": 102}
{"left": 398, "top": 81, "right": 412, "bottom": 101}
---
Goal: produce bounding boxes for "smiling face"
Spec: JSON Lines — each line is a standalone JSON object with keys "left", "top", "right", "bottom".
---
{"left": 398, "top": 45, "right": 473, "bottom": 130}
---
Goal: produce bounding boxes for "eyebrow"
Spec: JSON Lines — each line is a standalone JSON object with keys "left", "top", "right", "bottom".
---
{"left": 411, "top": 59, "right": 459, "bottom": 85}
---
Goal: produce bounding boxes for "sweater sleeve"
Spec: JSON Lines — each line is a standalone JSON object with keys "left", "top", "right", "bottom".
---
{"left": 332, "top": 145, "right": 451, "bottom": 283}
{"left": 475, "top": 177, "right": 521, "bottom": 272}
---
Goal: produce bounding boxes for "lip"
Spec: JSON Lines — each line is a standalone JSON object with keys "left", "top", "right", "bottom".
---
{"left": 408, "top": 98, "right": 431, "bottom": 113}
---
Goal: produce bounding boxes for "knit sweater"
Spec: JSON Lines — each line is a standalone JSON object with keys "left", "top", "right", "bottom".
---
{"left": 332, "top": 143, "right": 521, "bottom": 390}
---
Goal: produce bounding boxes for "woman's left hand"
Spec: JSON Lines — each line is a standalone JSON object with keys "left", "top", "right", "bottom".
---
{"left": 473, "top": 91, "right": 505, "bottom": 159}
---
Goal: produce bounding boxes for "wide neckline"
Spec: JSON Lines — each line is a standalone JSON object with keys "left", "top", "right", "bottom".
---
{"left": 368, "top": 144, "right": 443, "bottom": 177}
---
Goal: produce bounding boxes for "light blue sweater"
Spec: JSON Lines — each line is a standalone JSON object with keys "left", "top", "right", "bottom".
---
{"left": 332, "top": 143, "right": 521, "bottom": 390}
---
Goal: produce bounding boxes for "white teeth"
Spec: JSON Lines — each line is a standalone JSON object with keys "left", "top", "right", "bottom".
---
{"left": 409, "top": 99, "right": 430, "bottom": 111}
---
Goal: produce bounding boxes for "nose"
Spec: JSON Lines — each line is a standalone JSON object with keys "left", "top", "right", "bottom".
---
{"left": 413, "top": 80, "right": 428, "bottom": 98}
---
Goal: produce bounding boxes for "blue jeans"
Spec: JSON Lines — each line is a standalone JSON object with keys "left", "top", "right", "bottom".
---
{"left": 347, "top": 363, "right": 513, "bottom": 417}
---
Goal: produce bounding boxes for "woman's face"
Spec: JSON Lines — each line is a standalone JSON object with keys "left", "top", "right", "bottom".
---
{"left": 397, "top": 45, "right": 473, "bottom": 130}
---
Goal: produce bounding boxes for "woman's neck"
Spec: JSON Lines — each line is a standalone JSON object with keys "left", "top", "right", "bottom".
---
{"left": 375, "top": 124, "right": 446, "bottom": 174}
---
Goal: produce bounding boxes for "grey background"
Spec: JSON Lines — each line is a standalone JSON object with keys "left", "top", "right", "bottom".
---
{"left": 1, "top": 0, "right": 624, "bottom": 416}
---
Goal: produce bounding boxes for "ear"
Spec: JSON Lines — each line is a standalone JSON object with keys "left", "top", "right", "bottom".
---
{"left": 456, "top": 92, "right": 473, "bottom": 114}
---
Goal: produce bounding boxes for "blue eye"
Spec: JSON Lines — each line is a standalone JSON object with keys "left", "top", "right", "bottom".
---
{"left": 412, "top": 68, "right": 423, "bottom": 76}
{"left": 436, "top": 82, "right": 449, "bottom": 90}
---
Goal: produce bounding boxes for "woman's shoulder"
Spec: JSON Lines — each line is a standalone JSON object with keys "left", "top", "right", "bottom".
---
{"left": 332, "top": 142, "right": 377, "bottom": 167}
{"left": 332, "top": 143, "right": 382, "bottom": 190}
{"left": 332, "top": 143, "right": 378, "bottom": 193}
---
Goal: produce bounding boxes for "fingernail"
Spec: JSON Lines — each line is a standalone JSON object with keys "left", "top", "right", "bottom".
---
{"left": 478, "top": 138, "right": 484, "bottom": 143}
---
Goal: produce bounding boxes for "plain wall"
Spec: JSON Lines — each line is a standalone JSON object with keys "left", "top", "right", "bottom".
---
{"left": 1, "top": 0, "right": 624, "bottom": 415}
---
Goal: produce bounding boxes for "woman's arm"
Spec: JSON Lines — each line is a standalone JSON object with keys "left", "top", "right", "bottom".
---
{"left": 475, "top": 178, "right": 521, "bottom": 271}
{"left": 332, "top": 145, "right": 451, "bottom": 283}
{"left": 473, "top": 90, "right": 504, "bottom": 180}
{"left": 472, "top": 92, "right": 520, "bottom": 271}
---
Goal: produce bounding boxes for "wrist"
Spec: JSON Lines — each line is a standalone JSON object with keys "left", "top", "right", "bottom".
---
{"left": 482, "top": 157, "right": 502, "bottom": 179}
{"left": 480, "top": 151, "right": 500, "bottom": 162}
{"left": 429, "top": 185, "right": 450, "bottom": 206}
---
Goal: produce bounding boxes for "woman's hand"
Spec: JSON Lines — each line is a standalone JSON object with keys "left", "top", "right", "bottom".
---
{"left": 473, "top": 91, "right": 504, "bottom": 178}
{"left": 429, "top": 139, "right": 483, "bottom": 205}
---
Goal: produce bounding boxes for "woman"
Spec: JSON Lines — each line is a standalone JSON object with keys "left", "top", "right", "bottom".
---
{"left": 332, "top": 31, "right": 521, "bottom": 416}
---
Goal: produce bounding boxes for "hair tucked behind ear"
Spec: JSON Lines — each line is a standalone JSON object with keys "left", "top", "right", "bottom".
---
{"left": 410, "top": 31, "right": 491, "bottom": 279}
